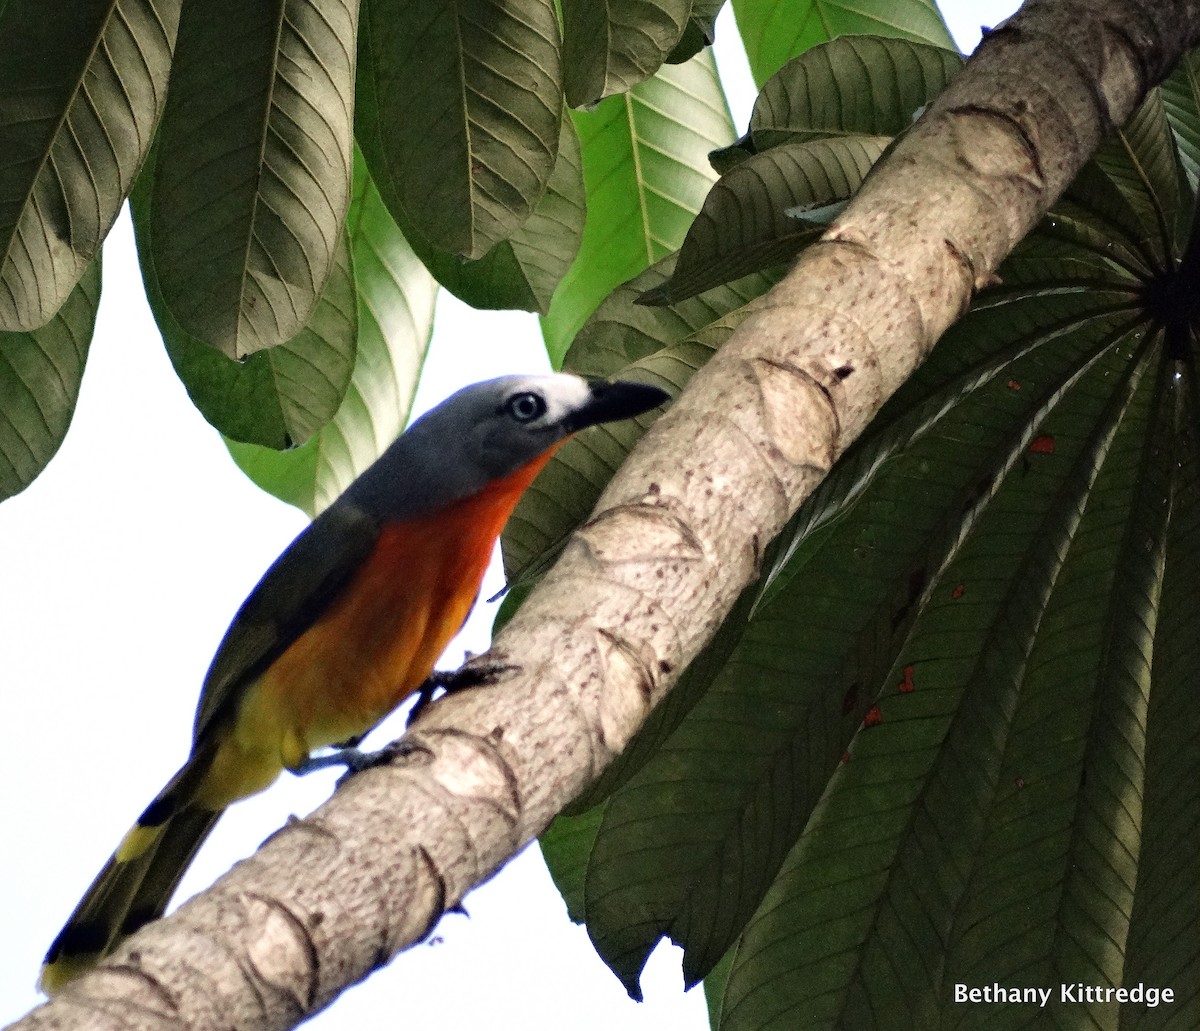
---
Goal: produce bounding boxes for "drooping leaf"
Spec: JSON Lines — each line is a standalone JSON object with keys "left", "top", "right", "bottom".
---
{"left": 393, "top": 115, "right": 586, "bottom": 314}
{"left": 666, "top": 0, "right": 726, "bottom": 65}
{"left": 1161, "top": 48, "right": 1200, "bottom": 185}
{"left": 539, "top": 807, "right": 605, "bottom": 925}
{"left": 0, "top": 259, "right": 100, "bottom": 500}
{"left": 540, "top": 50, "right": 735, "bottom": 367}
{"left": 148, "top": 0, "right": 357, "bottom": 358}
{"left": 641, "top": 136, "right": 887, "bottom": 305}
{"left": 569, "top": 255, "right": 783, "bottom": 377}
{"left": 703, "top": 949, "right": 735, "bottom": 1031}
{"left": 131, "top": 167, "right": 357, "bottom": 449}
{"left": 561, "top": 0, "right": 691, "bottom": 107}
{"left": 729, "top": 0, "right": 953, "bottom": 88}
{"left": 710, "top": 34, "right": 963, "bottom": 167}
{"left": 356, "top": 0, "right": 563, "bottom": 260}
{"left": 228, "top": 151, "right": 437, "bottom": 516}
{"left": 1093, "top": 88, "right": 1192, "bottom": 265}
{"left": 0, "top": 0, "right": 179, "bottom": 332}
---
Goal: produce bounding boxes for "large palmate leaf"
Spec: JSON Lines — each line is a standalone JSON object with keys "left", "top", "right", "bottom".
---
{"left": 131, "top": 166, "right": 357, "bottom": 450}
{"left": 0, "top": 0, "right": 179, "bottom": 332}
{"left": 546, "top": 277, "right": 1149, "bottom": 996}
{"left": 356, "top": 0, "right": 563, "bottom": 261}
{"left": 147, "top": 0, "right": 357, "bottom": 359}
{"left": 0, "top": 259, "right": 100, "bottom": 500}
{"left": 730, "top": 0, "right": 953, "bottom": 87}
{"left": 720, "top": 334, "right": 1173, "bottom": 1031}
{"left": 540, "top": 50, "right": 735, "bottom": 367}
{"left": 228, "top": 151, "right": 437, "bottom": 516}
{"left": 561, "top": 0, "right": 691, "bottom": 107}
{"left": 537, "top": 56, "right": 1200, "bottom": 1028}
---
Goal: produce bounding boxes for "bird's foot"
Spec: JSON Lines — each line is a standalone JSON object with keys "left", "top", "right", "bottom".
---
{"left": 291, "top": 741, "right": 418, "bottom": 779}
{"left": 406, "top": 662, "right": 520, "bottom": 726}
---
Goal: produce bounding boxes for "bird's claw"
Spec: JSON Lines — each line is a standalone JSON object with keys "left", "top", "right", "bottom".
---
{"left": 406, "top": 662, "right": 521, "bottom": 725}
{"left": 291, "top": 740, "right": 419, "bottom": 783}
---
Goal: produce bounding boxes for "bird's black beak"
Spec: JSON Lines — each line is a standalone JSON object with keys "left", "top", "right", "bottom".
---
{"left": 565, "top": 379, "right": 671, "bottom": 432}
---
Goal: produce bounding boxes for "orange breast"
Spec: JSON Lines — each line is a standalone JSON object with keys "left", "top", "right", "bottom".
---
{"left": 201, "top": 445, "right": 561, "bottom": 807}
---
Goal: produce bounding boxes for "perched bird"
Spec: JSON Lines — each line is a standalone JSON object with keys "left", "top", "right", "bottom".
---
{"left": 41, "top": 373, "right": 668, "bottom": 992}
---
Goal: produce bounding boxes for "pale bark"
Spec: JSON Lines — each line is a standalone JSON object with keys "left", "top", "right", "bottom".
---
{"left": 12, "top": 1, "right": 1200, "bottom": 1029}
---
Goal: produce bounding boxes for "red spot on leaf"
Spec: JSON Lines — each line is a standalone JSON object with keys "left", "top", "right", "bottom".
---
{"left": 1007, "top": 379, "right": 1021, "bottom": 390}
{"left": 840, "top": 751, "right": 851, "bottom": 764}
{"left": 899, "top": 665, "right": 916, "bottom": 693}
{"left": 864, "top": 705, "right": 883, "bottom": 728}
{"left": 952, "top": 583, "right": 965, "bottom": 600}
{"left": 1015, "top": 776, "right": 1026, "bottom": 789}
{"left": 1029, "top": 435, "right": 1055, "bottom": 454}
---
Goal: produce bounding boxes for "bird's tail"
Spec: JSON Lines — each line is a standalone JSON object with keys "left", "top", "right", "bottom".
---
{"left": 39, "top": 756, "right": 222, "bottom": 994}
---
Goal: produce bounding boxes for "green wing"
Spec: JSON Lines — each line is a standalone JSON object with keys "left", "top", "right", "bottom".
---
{"left": 191, "top": 501, "right": 381, "bottom": 743}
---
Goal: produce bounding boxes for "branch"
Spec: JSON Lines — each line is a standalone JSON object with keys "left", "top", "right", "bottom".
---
{"left": 13, "top": 1, "right": 1199, "bottom": 1028}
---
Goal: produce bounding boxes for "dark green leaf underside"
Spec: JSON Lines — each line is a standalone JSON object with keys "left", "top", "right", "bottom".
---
{"left": 562, "top": 0, "right": 692, "bottom": 107}
{"left": 0, "top": 258, "right": 99, "bottom": 499}
{"left": 0, "top": 0, "right": 179, "bottom": 331}
{"left": 356, "top": 0, "right": 563, "bottom": 260}
{"left": 148, "top": 0, "right": 357, "bottom": 357}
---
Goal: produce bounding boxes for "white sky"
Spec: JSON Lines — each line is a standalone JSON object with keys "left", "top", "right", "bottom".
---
{"left": 0, "top": 4, "right": 1017, "bottom": 1028}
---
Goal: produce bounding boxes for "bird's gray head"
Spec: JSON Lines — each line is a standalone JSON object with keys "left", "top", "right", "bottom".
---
{"left": 348, "top": 374, "right": 669, "bottom": 514}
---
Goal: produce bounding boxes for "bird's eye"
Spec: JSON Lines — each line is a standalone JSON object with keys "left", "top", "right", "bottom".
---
{"left": 505, "top": 392, "right": 546, "bottom": 423}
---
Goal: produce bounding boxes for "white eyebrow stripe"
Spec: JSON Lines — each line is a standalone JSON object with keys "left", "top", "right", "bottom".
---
{"left": 516, "top": 373, "right": 590, "bottom": 426}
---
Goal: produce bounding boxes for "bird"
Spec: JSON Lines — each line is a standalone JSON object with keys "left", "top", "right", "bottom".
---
{"left": 40, "top": 372, "right": 669, "bottom": 992}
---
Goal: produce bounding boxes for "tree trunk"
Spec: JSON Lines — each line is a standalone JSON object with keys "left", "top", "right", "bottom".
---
{"left": 11, "top": 0, "right": 1199, "bottom": 1028}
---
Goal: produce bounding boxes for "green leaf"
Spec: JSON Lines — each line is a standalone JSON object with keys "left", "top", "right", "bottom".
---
{"left": 356, "top": 0, "right": 563, "bottom": 260}
{"left": 1161, "top": 49, "right": 1200, "bottom": 185}
{"left": 131, "top": 170, "right": 357, "bottom": 449}
{"left": 729, "top": 0, "right": 954, "bottom": 88}
{"left": 148, "top": 0, "right": 357, "bottom": 358}
{"left": 1121, "top": 370, "right": 1200, "bottom": 1015}
{"left": 568, "top": 255, "right": 783, "bottom": 376}
{"left": 562, "top": 0, "right": 691, "bottom": 107}
{"left": 228, "top": 151, "right": 437, "bottom": 516}
{"left": 667, "top": 0, "right": 726, "bottom": 65}
{"left": 0, "top": 0, "right": 179, "bottom": 331}
{"left": 720, "top": 332, "right": 1163, "bottom": 1030}
{"left": 641, "top": 136, "right": 887, "bottom": 305}
{"left": 0, "top": 259, "right": 99, "bottom": 500}
{"left": 1095, "top": 89, "right": 1190, "bottom": 265}
{"left": 393, "top": 115, "right": 586, "bottom": 314}
{"left": 541, "top": 51, "right": 735, "bottom": 366}
{"left": 726, "top": 35, "right": 963, "bottom": 159}
{"left": 539, "top": 807, "right": 605, "bottom": 925}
